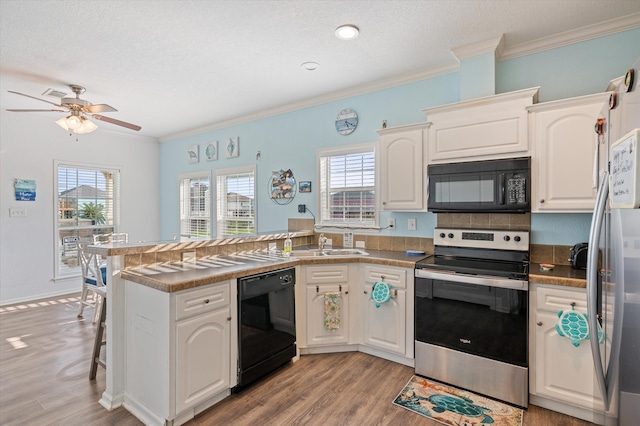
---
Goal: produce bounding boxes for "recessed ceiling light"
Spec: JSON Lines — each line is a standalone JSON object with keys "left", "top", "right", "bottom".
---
{"left": 335, "top": 24, "right": 359, "bottom": 40}
{"left": 301, "top": 62, "right": 320, "bottom": 71}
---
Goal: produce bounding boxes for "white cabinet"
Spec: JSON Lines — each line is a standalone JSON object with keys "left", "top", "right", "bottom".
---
{"left": 124, "top": 280, "right": 233, "bottom": 426}
{"left": 175, "top": 285, "right": 231, "bottom": 414}
{"left": 424, "top": 87, "right": 539, "bottom": 163}
{"left": 360, "top": 265, "right": 412, "bottom": 357}
{"left": 530, "top": 283, "right": 613, "bottom": 421}
{"left": 528, "top": 93, "right": 609, "bottom": 212}
{"left": 302, "top": 265, "right": 351, "bottom": 347}
{"left": 378, "top": 123, "right": 429, "bottom": 211}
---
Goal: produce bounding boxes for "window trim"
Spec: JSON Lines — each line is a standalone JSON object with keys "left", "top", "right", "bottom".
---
{"left": 316, "top": 142, "right": 379, "bottom": 230}
{"left": 54, "top": 160, "right": 121, "bottom": 279}
{"left": 215, "top": 164, "right": 257, "bottom": 238}
{"left": 178, "top": 170, "right": 212, "bottom": 239}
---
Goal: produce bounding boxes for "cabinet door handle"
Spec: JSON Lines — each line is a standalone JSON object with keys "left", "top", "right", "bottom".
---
{"left": 227, "top": 317, "right": 232, "bottom": 321}
{"left": 537, "top": 321, "right": 543, "bottom": 326}
{"left": 540, "top": 199, "right": 545, "bottom": 204}
{"left": 363, "top": 290, "right": 368, "bottom": 294}
{"left": 204, "top": 299, "right": 210, "bottom": 304}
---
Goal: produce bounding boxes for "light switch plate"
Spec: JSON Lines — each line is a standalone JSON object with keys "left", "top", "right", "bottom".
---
{"left": 408, "top": 218, "right": 417, "bottom": 231}
{"left": 9, "top": 207, "right": 27, "bottom": 217}
{"left": 343, "top": 232, "right": 353, "bottom": 248}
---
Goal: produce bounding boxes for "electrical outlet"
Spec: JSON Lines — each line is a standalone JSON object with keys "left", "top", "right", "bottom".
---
{"left": 388, "top": 218, "right": 396, "bottom": 229}
{"left": 298, "top": 204, "right": 306, "bottom": 213}
{"left": 355, "top": 240, "right": 365, "bottom": 249}
{"left": 408, "top": 218, "right": 417, "bottom": 231}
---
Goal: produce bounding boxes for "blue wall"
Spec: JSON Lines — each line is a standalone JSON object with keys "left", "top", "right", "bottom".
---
{"left": 160, "top": 29, "right": 640, "bottom": 244}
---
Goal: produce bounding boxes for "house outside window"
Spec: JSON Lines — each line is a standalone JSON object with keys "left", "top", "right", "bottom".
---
{"left": 55, "top": 162, "right": 120, "bottom": 277}
{"left": 318, "top": 143, "right": 377, "bottom": 228}
{"left": 216, "top": 165, "right": 256, "bottom": 237}
{"left": 179, "top": 171, "right": 211, "bottom": 239}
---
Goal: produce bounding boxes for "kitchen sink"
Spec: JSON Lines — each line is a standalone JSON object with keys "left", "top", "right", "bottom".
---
{"left": 291, "top": 248, "right": 369, "bottom": 257}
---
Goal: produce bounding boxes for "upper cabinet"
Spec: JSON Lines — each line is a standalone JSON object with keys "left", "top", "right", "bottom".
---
{"left": 528, "top": 93, "right": 609, "bottom": 212}
{"left": 377, "top": 123, "right": 430, "bottom": 211}
{"left": 424, "top": 87, "right": 539, "bottom": 163}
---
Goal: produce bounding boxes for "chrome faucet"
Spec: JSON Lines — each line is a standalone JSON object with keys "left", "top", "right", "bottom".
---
{"left": 318, "top": 233, "right": 327, "bottom": 250}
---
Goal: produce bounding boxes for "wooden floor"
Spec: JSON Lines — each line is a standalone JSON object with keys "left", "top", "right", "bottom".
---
{"left": 0, "top": 294, "right": 596, "bottom": 426}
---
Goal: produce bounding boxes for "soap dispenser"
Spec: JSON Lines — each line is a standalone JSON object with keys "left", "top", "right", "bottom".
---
{"left": 283, "top": 234, "right": 292, "bottom": 257}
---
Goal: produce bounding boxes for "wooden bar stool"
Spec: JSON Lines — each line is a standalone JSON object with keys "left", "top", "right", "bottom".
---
{"left": 89, "top": 288, "right": 107, "bottom": 380}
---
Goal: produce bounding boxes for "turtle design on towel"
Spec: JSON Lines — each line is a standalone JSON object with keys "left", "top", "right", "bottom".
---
{"left": 427, "top": 394, "right": 494, "bottom": 424}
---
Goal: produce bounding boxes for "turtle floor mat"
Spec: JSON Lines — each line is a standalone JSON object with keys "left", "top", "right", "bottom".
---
{"left": 393, "top": 375, "right": 523, "bottom": 426}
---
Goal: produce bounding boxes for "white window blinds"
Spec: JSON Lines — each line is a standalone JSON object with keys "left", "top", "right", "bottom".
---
{"left": 55, "top": 163, "right": 120, "bottom": 277}
{"left": 216, "top": 166, "right": 256, "bottom": 237}
{"left": 179, "top": 172, "right": 211, "bottom": 238}
{"left": 319, "top": 146, "right": 376, "bottom": 227}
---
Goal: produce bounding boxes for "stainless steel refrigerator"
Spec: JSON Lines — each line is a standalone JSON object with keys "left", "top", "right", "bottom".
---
{"left": 588, "top": 57, "right": 640, "bottom": 426}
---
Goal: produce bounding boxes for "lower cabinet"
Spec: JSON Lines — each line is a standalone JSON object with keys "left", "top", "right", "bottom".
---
{"left": 175, "top": 308, "right": 230, "bottom": 413}
{"left": 361, "top": 264, "right": 412, "bottom": 358}
{"left": 530, "top": 283, "right": 614, "bottom": 424}
{"left": 299, "top": 263, "right": 414, "bottom": 363}
{"left": 124, "top": 280, "right": 233, "bottom": 426}
{"left": 301, "top": 264, "right": 351, "bottom": 347}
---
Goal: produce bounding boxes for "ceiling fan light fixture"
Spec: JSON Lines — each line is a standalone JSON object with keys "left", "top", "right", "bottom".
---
{"left": 75, "top": 118, "right": 98, "bottom": 134}
{"left": 335, "top": 24, "right": 359, "bottom": 40}
{"left": 65, "top": 115, "right": 83, "bottom": 130}
{"left": 55, "top": 117, "right": 70, "bottom": 130}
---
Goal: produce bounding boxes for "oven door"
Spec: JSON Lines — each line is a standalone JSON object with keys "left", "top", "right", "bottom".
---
{"left": 415, "top": 269, "right": 528, "bottom": 367}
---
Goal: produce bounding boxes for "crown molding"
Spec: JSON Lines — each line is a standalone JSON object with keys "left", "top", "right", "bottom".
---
{"left": 451, "top": 34, "right": 505, "bottom": 61}
{"left": 159, "top": 63, "right": 458, "bottom": 142}
{"left": 500, "top": 13, "right": 640, "bottom": 61}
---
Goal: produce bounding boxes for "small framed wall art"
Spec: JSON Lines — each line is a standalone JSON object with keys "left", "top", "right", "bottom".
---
{"left": 205, "top": 141, "right": 218, "bottom": 161}
{"left": 299, "top": 181, "right": 311, "bottom": 193}
{"left": 226, "top": 137, "right": 239, "bottom": 158}
{"left": 187, "top": 144, "right": 199, "bottom": 164}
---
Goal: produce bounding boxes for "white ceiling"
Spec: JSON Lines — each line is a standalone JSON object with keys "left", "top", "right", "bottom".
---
{"left": 1, "top": 0, "right": 639, "bottom": 140}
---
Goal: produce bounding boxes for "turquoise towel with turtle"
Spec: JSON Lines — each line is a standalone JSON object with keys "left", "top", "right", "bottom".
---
{"left": 555, "top": 305, "right": 604, "bottom": 347}
{"left": 371, "top": 278, "right": 392, "bottom": 308}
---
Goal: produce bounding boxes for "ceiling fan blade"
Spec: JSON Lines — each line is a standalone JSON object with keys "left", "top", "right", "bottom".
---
{"left": 85, "top": 104, "right": 117, "bottom": 113}
{"left": 91, "top": 114, "right": 141, "bottom": 131}
{"left": 8, "top": 90, "right": 62, "bottom": 107}
{"left": 7, "top": 109, "right": 66, "bottom": 112}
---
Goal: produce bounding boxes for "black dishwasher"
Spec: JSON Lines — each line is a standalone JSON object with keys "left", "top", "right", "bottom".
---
{"left": 234, "top": 267, "right": 296, "bottom": 391}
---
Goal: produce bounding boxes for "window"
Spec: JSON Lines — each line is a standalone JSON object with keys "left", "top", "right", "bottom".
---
{"left": 318, "top": 144, "right": 377, "bottom": 228}
{"left": 55, "top": 162, "right": 120, "bottom": 278}
{"left": 179, "top": 172, "right": 211, "bottom": 239}
{"left": 216, "top": 166, "right": 256, "bottom": 237}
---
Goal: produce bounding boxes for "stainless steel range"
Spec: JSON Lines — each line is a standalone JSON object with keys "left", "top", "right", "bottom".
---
{"left": 414, "top": 227, "right": 529, "bottom": 407}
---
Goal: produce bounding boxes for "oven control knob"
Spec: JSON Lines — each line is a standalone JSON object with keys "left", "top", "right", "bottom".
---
{"left": 439, "top": 233, "right": 446, "bottom": 238}
{"left": 503, "top": 235, "right": 511, "bottom": 242}
{"left": 448, "top": 233, "right": 454, "bottom": 239}
{"left": 514, "top": 236, "right": 521, "bottom": 242}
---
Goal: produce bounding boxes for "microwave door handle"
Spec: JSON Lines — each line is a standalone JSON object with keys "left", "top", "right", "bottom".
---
{"left": 499, "top": 173, "right": 506, "bottom": 205}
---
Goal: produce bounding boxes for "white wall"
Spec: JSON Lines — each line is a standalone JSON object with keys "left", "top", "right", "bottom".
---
{"left": 0, "top": 111, "right": 160, "bottom": 304}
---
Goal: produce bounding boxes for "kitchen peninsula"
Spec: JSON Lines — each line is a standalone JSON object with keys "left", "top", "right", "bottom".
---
{"left": 87, "top": 231, "right": 426, "bottom": 426}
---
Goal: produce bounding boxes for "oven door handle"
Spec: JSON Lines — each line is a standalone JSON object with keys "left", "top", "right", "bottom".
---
{"left": 415, "top": 268, "right": 528, "bottom": 291}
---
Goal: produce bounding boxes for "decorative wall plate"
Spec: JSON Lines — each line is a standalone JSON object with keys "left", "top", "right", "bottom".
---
{"left": 624, "top": 68, "right": 634, "bottom": 92}
{"left": 335, "top": 108, "right": 358, "bottom": 135}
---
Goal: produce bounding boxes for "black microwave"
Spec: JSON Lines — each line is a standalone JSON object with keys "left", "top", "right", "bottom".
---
{"left": 427, "top": 157, "right": 530, "bottom": 213}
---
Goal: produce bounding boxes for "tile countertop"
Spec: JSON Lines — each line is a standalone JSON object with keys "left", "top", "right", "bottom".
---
{"left": 529, "top": 263, "right": 587, "bottom": 288}
{"left": 121, "top": 249, "right": 429, "bottom": 293}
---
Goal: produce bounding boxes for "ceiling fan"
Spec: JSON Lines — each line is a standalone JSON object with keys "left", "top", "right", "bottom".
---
{"left": 6, "top": 84, "right": 141, "bottom": 135}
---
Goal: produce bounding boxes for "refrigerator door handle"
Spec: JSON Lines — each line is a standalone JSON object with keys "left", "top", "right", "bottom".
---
{"left": 587, "top": 170, "right": 610, "bottom": 410}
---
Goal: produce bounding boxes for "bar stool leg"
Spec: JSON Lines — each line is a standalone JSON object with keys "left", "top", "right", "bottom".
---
{"left": 89, "top": 296, "right": 107, "bottom": 380}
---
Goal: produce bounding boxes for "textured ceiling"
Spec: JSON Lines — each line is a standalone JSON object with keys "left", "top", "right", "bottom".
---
{"left": 1, "top": 0, "right": 639, "bottom": 140}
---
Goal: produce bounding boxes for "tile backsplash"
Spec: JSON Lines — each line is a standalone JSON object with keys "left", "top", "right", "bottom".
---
{"left": 437, "top": 212, "right": 531, "bottom": 231}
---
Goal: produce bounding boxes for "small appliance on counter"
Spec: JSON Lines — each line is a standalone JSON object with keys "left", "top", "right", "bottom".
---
{"left": 569, "top": 242, "right": 588, "bottom": 270}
